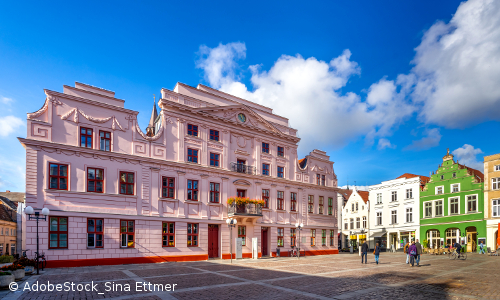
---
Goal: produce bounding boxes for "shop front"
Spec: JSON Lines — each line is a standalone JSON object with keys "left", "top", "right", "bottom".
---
{"left": 400, "top": 231, "right": 416, "bottom": 246}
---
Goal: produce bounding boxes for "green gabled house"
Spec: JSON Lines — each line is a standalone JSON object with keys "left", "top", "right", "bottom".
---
{"left": 420, "top": 149, "right": 485, "bottom": 252}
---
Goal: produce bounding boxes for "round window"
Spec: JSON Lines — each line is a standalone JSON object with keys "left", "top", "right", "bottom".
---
{"left": 238, "top": 113, "right": 246, "bottom": 122}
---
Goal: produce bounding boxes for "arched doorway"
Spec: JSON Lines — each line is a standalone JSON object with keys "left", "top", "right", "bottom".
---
{"left": 445, "top": 228, "right": 460, "bottom": 248}
{"left": 427, "top": 230, "right": 440, "bottom": 249}
{"left": 466, "top": 226, "right": 477, "bottom": 252}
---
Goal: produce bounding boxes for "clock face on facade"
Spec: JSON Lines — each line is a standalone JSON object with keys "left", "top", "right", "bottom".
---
{"left": 238, "top": 113, "right": 246, "bottom": 122}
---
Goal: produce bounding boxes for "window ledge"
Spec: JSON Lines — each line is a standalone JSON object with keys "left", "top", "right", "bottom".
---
{"left": 160, "top": 197, "right": 179, "bottom": 202}
{"left": 184, "top": 200, "right": 200, "bottom": 204}
{"left": 86, "top": 247, "right": 105, "bottom": 250}
{"left": 44, "top": 189, "right": 137, "bottom": 198}
{"left": 207, "top": 202, "right": 222, "bottom": 206}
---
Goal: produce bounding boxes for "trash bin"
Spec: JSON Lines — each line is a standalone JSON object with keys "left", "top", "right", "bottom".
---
{"left": 276, "top": 248, "right": 280, "bottom": 257}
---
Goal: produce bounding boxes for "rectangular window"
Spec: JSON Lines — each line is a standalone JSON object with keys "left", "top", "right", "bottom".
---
{"left": 290, "top": 228, "right": 296, "bottom": 247}
{"left": 308, "top": 195, "right": 314, "bottom": 213}
{"left": 310, "top": 229, "right": 316, "bottom": 246}
{"left": 318, "top": 196, "right": 324, "bottom": 214}
{"left": 210, "top": 182, "right": 220, "bottom": 203}
{"left": 495, "top": 165, "right": 500, "bottom": 171}
{"left": 162, "top": 222, "right": 175, "bottom": 247}
{"left": 452, "top": 184, "right": 460, "bottom": 193}
{"left": 436, "top": 186, "right": 444, "bottom": 195}
{"left": 330, "top": 230, "right": 335, "bottom": 246}
{"left": 277, "top": 146, "right": 284, "bottom": 157}
{"left": 356, "top": 203, "right": 358, "bottom": 211}
{"left": 321, "top": 175, "right": 326, "bottom": 186}
{"left": 87, "top": 218, "right": 103, "bottom": 248}
{"left": 344, "top": 222, "right": 348, "bottom": 230}
{"left": 119, "top": 172, "right": 134, "bottom": 195}
{"left": 277, "top": 166, "right": 284, "bottom": 178}
{"left": 49, "top": 217, "right": 68, "bottom": 249}
{"left": 187, "top": 223, "right": 198, "bottom": 247}
{"left": 435, "top": 200, "right": 443, "bottom": 216}
{"left": 187, "top": 124, "right": 198, "bottom": 136}
{"left": 450, "top": 197, "right": 459, "bottom": 214}
{"left": 49, "top": 163, "right": 68, "bottom": 190}
{"left": 87, "top": 168, "right": 104, "bottom": 193}
{"left": 277, "top": 228, "right": 284, "bottom": 247}
{"left": 425, "top": 202, "right": 432, "bottom": 217}
{"left": 362, "top": 216, "right": 367, "bottom": 228}
{"left": 277, "top": 191, "right": 284, "bottom": 210}
{"left": 492, "top": 178, "right": 500, "bottom": 190}
{"left": 406, "top": 208, "right": 413, "bottom": 223}
{"left": 350, "top": 218, "right": 354, "bottom": 229}
{"left": 120, "top": 220, "right": 135, "bottom": 248}
{"left": 262, "top": 163, "right": 270, "bottom": 176}
{"left": 99, "top": 130, "right": 111, "bottom": 151}
{"left": 262, "top": 189, "right": 270, "bottom": 208}
{"left": 80, "top": 127, "right": 93, "bottom": 148}
{"left": 467, "top": 195, "right": 477, "bottom": 213}
{"left": 328, "top": 197, "right": 333, "bottom": 215}
{"left": 187, "top": 148, "right": 198, "bottom": 163}
{"left": 262, "top": 142, "right": 269, "bottom": 153}
{"left": 322, "top": 229, "right": 326, "bottom": 246}
{"left": 391, "top": 210, "right": 397, "bottom": 224}
{"left": 290, "top": 192, "right": 297, "bottom": 211}
{"left": 377, "top": 212, "right": 382, "bottom": 225}
{"left": 406, "top": 189, "right": 412, "bottom": 199}
{"left": 210, "top": 153, "right": 220, "bottom": 167}
{"left": 187, "top": 180, "right": 199, "bottom": 201}
{"left": 391, "top": 191, "right": 397, "bottom": 202}
{"left": 377, "top": 193, "right": 382, "bottom": 204}
{"left": 493, "top": 199, "right": 500, "bottom": 217}
{"left": 316, "top": 174, "right": 321, "bottom": 185}
{"left": 162, "top": 177, "right": 175, "bottom": 198}
{"left": 356, "top": 217, "right": 360, "bottom": 229}
{"left": 209, "top": 129, "right": 219, "bottom": 141}
{"left": 238, "top": 226, "right": 246, "bottom": 246}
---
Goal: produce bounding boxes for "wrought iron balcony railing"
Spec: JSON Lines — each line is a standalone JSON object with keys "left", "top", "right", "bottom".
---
{"left": 230, "top": 162, "right": 256, "bottom": 175}
{"left": 228, "top": 203, "right": 263, "bottom": 217}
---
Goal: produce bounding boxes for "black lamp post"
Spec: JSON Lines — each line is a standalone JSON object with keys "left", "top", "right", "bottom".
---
{"left": 294, "top": 222, "right": 303, "bottom": 258}
{"left": 24, "top": 206, "right": 50, "bottom": 275}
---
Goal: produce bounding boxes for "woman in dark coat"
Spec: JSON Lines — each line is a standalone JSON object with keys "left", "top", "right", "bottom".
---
{"left": 374, "top": 243, "right": 381, "bottom": 264}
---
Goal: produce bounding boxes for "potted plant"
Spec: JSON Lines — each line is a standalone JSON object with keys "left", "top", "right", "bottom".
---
{"left": 0, "top": 271, "right": 14, "bottom": 288}
{"left": 16, "top": 257, "right": 36, "bottom": 274}
{"left": 1, "top": 263, "right": 25, "bottom": 280}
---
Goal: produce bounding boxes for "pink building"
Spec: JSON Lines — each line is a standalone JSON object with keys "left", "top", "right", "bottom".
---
{"left": 20, "top": 82, "right": 339, "bottom": 267}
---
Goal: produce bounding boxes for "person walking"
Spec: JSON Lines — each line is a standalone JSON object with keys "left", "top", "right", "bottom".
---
{"left": 415, "top": 239, "right": 422, "bottom": 267}
{"left": 479, "top": 241, "right": 485, "bottom": 254}
{"left": 408, "top": 241, "right": 418, "bottom": 267}
{"left": 374, "top": 243, "right": 381, "bottom": 265}
{"left": 361, "top": 240, "right": 369, "bottom": 264}
{"left": 404, "top": 241, "right": 410, "bottom": 264}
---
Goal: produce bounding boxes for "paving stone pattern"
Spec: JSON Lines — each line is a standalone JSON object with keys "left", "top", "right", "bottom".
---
{"left": 1, "top": 252, "right": 499, "bottom": 300}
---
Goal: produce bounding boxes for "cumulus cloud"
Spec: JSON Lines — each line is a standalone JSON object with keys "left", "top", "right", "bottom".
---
{"left": 196, "top": 44, "right": 414, "bottom": 149}
{"left": 452, "top": 144, "right": 484, "bottom": 170}
{"left": 411, "top": 0, "right": 500, "bottom": 128}
{"left": 377, "top": 138, "right": 396, "bottom": 150}
{"left": 0, "top": 115, "right": 24, "bottom": 137}
{"left": 404, "top": 128, "right": 442, "bottom": 151}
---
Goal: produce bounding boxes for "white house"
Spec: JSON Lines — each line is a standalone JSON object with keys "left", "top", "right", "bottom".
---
{"left": 368, "top": 173, "right": 429, "bottom": 251}
{"left": 340, "top": 188, "right": 369, "bottom": 249}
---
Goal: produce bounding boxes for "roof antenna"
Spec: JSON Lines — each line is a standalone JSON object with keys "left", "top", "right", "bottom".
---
{"left": 347, "top": 180, "right": 349, "bottom": 190}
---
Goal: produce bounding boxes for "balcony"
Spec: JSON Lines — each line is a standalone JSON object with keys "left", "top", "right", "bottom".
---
{"left": 228, "top": 203, "right": 263, "bottom": 217}
{"left": 230, "top": 162, "right": 256, "bottom": 175}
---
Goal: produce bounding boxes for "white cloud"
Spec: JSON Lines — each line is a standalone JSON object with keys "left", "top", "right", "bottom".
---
{"left": 196, "top": 44, "right": 414, "bottom": 150}
{"left": 377, "top": 138, "right": 396, "bottom": 150}
{"left": 404, "top": 128, "right": 442, "bottom": 151}
{"left": 0, "top": 115, "right": 24, "bottom": 137}
{"left": 452, "top": 144, "right": 483, "bottom": 170}
{"left": 1, "top": 96, "right": 13, "bottom": 104}
{"left": 411, "top": 0, "right": 500, "bottom": 128}
{"left": 338, "top": 185, "right": 369, "bottom": 191}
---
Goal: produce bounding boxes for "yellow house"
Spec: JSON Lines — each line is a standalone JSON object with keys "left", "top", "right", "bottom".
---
{"left": 0, "top": 205, "right": 17, "bottom": 255}
{"left": 484, "top": 153, "right": 500, "bottom": 250}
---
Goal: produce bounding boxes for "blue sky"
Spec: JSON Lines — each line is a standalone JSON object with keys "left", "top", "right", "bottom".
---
{"left": 1, "top": 0, "right": 499, "bottom": 191}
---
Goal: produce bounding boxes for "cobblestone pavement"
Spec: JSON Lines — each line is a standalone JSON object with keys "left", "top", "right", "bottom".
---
{"left": 1, "top": 252, "right": 499, "bottom": 300}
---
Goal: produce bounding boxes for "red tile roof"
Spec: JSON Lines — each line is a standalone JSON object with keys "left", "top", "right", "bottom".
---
{"left": 0, "top": 205, "right": 15, "bottom": 223}
{"left": 337, "top": 189, "right": 352, "bottom": 206}
{"left": 298, "top": 158, "right": 307, "bottom": 169}
{"left": 358, "top": 190, "right": 369, "bottom": 204}
{"left": 458, "top": 164, "right": 484, "bottom": 182}
{"left": 396, "top": 173, "right": 430, "bottom": 181}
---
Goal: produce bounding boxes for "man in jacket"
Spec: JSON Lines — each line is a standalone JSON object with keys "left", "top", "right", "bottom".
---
{"left": 361, "top": 241, "right": 369, "bottom": 264}
{"left": 403, "top": 241, "right": 410, "bottom": 264}
{"left": 415, "top": 239, "right": 422, "bottom": 267}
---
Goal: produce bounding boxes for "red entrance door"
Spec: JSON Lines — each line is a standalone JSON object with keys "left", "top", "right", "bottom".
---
{"left": 208, "top": 225, "right": 219, "bottom": 258}
{"left": 261, "top": 227, "right": 268, "bottom": 256}
{"left": 237, "top": 189, "right": 246, "bottom": 197}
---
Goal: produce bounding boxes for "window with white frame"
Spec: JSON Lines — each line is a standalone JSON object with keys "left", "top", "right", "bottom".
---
{"left": 377, "top": 193, "right": 382, "bottom": 204}
{"left": 391, "top": 191, "right": 397, "bottom": 202}
{"left": 451, "top": 184, "right": 460, "bottom": 193}
{"left": 362, "top": 216, "right": 367, "bottom": 228}
{"left": 350, "top": 218, "right": 354, "bottom": 229}
{"left": 495, "top": 165, "right": 500, "bottom": 171}
{"left": 356, "top": 217, "right": 360, "bottom": 229}
{"left": 344, "top": 222, "right": 348, "bottom": 230}
{"left": 424, "top": 202, "right": 432, "bottom": 217}
{"left": 435, "top": 200, "right": 443, "bottom": 216}
{"left": 406, "top": 207, "right": 413, "bottom": 223}
{"left": 467, "top": 195, "right": 477, "bottom": 213}
{"left": 351, "top": 203, "right": 354, "bottom": 211}
{"left": 493, "top": 199, "right": 500, "bottom": 217}
{"left": 376, "top": 212, "right": 382, "bottom": 225}
{"left": 492, "top": 178, "right": 500, "bottom": 190}
{"left": 436, "top": 186, "right": 444, "bottom": 195}
{"left": 406, "top": 189, "right": 412, "bottom": 199}
{"left": 450, "top": 197, "right": 459, "bottom": 215}
{"left": 355, "top": 202, "right": 358, "bottom": 211}
{"left": 391, "top": 210, "right": 397, "bottom": 224}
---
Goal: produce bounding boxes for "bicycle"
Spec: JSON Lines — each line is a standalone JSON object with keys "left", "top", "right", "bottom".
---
{"left": 21, "top": 249, "right": 30, "bottom": 258}
{"left": 448, "top": 248, "right": 467, "bottom": 260}
{"left": 34, "top": 251, "right": 47, "bottom": 270}
{"left": 289, "top": 247, "right": 299, "bottom": 258}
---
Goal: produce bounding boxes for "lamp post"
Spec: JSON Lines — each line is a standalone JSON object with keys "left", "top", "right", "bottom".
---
{"left": 226, "top": 218, "right": 237, "bottom": 264}
{"left": 24, "top": 206, "right": 50, "bottom": 275}
{"left": 295, "top": 222, "right": 303, "bottom": 259}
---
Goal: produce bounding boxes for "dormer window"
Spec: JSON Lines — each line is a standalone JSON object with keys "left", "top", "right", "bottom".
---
{"left": 187, "top": 124, "right": 198, "bottom": 137}
{"left": 262, "top": 142, "right": 269, "bottom": 153}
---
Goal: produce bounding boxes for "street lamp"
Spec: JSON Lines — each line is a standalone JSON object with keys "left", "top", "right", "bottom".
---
{"left": 226, "top": 218, "right": 237, "bottom": 264}
{"left": 295, "top": 222, "right": 303, "bottom": 259}
{"left": 24, "top": 206, "right": 50, "bottom": 275}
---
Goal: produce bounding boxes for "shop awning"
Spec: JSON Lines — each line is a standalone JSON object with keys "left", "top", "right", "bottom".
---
{"left": 371, "top": 231, "right": 387, "bottom": 238}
